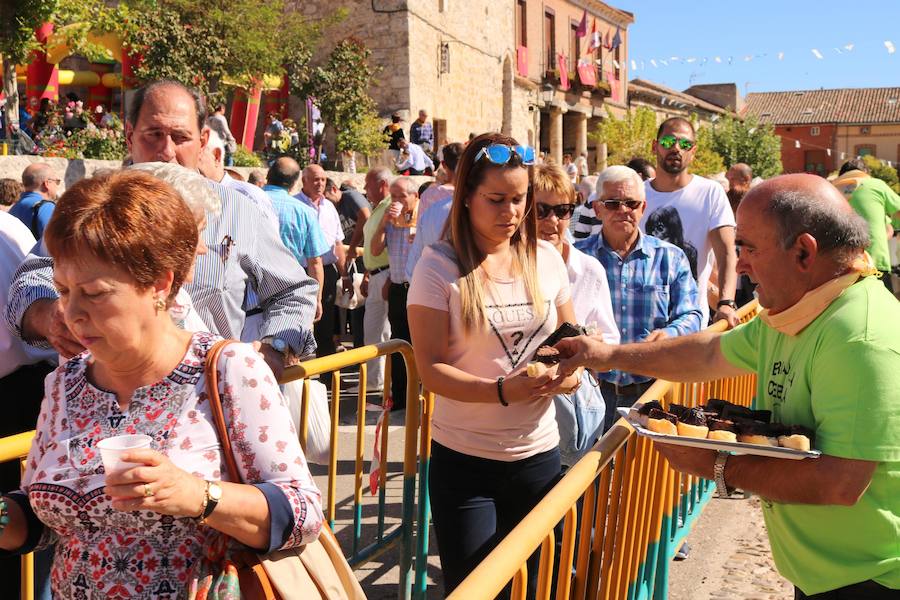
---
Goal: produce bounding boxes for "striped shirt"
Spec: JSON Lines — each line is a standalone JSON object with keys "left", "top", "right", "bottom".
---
{"left": 571, "top": 203, "right": 601, "bottom": 240}
{"left": 575, "top": 230, "right": 702, "bottom": 386}
{"left": 5, "top": 180, "right": 319, "bottom": 357}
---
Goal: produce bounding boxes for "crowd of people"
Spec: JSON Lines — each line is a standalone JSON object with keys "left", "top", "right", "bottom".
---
{"left": 0, "top": 77, "right": 898, "bottom": 600}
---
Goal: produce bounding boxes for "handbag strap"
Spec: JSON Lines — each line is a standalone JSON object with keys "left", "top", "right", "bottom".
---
{"left": 205, "top": 339, "right": 242, "bottom": 483}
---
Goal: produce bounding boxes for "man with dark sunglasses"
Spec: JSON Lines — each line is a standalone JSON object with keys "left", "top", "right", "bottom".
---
{"left": 576, "top": 165, "right": 702, "bottom": 432}
{"left": 644, "top": 117, "right": 740, "bottom": 328}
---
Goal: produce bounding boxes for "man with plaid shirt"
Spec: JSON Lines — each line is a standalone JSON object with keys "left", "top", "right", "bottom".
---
{"left": 576, "top": 165, "right": 702, "bottom": 431}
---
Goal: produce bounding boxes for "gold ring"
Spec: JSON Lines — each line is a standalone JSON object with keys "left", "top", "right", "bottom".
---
{"left": 143, "top": 483, "right": 154, "bottom": 498}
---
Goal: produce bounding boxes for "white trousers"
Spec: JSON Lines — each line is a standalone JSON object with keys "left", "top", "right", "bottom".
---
{"left": 362, "top": 268, "right": 392, "bottom": 389}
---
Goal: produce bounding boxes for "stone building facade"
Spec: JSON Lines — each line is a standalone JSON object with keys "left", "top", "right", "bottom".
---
{"left": 295, "top": 0, "right": 632, "bottom": 169}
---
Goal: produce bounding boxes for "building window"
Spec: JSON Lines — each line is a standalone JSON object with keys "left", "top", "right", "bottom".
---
{"left": 810, "top": 126, "right": 820, "bottom": 136}
{"left": 855, "top": 144, "right": 876, "bottom": 157}
{"left": 438, "top": 0, "right": 448, "bottom": 12}
{"left": 544, "top": 9, "right": 555, "bottom": 72}
{"left": 515, "top": 0, "right": 527, "bottom": 48}
{"left": 614, "top": 45, "right": 621, "bottom": 80}
{"left": 569, "top": 20, "right": 580, "bottom": 73}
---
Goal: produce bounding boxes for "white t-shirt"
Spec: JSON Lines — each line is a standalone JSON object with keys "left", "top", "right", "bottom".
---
{"left": 565, "top": 243, "right": 620, "bottom": 345}
{"left": 0, "top": 212, "right": 55, "bottom": 377}
{"left": 564, "top": 162, "right": 578, "bottom": 183}
{"left": 641, "top": 175, "right": 735, "bottom": 323}
{"left": 408, "top": 240, "right": 570, "bottom": 461}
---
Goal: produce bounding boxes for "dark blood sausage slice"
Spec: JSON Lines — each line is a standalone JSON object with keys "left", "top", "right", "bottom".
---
{"left": 648, "top": 408, "right": 677, "bottom": 425}
{"left": 637, "top": 400, "right": 663, "bottom": 416}
{"left": 708, "top": 418, "right": 737, "bottom": 433}
{"left": 533, "top": 345, "right": 561, "bottom": 364}
{"left": 679, "top": 407, "right": 707, "bottom": 427}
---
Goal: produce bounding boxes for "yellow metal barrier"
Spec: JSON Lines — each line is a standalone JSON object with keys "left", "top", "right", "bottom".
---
{"left": 0, "top": 340, "right": 432, "bottom": 600}
{"left": 450, "top": 301, "right": 760, "bottom": 600}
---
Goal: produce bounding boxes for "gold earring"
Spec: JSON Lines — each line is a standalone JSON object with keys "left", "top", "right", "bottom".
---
{"left": 154, "top": 297, "right": 167, "bottom": 312}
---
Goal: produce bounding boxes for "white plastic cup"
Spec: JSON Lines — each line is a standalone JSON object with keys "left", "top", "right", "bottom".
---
{"left": 96, "top": 434, "right": 152, "bottom": 476}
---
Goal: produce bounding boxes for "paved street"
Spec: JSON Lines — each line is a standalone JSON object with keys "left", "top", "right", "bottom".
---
{"left": 669, "top": 496, "right": 792, "bottom": 600}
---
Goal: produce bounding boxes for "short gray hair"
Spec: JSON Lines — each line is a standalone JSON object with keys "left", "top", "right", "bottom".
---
{"left": 392, "top": 176, "right": 418, "bottom": 194}
{"left": 596, "top": 165, "right": 645, "bottom": 200}
{"left": 368, "top": 166, "right": 392, "bottom": 186}
{"left": 127, "top": 161, "right": 221, "bottom": 216}
{"left": 766, "top": 189, "right": 869, "bottom": 257}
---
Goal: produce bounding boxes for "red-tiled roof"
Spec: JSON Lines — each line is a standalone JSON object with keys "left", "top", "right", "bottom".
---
{"left": 629, "top": 78, "right": 729, "bottom": 114}
{"left": 743, "top": 87, "right": 900, "bottom": 125}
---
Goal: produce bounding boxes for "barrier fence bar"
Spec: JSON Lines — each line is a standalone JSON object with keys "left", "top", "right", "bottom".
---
{"left": 449, "top": 301, "right": 760, "bottom": 600}
{"left": 0, "top": 339, "right": 431, "bottom": 600}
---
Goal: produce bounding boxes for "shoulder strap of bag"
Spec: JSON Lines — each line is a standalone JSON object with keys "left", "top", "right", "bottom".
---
{"left": 30, "top": 198, "right": 54, "bottom": 238}
{"left": 205, "top": 339, "right": 242, "bottom": 483}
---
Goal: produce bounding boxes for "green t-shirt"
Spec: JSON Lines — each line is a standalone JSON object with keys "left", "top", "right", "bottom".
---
{"left": 362, "top": 198, "right": 391, "bottom": 271}
{"left": 720, "top": 276, "right": 900, "bottom": 594}
{"left": 848, "top": 178, "right": 900, "bottom": 271}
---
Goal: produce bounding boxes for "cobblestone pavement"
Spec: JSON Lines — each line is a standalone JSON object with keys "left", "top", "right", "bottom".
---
{"left": 669, "top": 496, "right": 793, "bottom": 600}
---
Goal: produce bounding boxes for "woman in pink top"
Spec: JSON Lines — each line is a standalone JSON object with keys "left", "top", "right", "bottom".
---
{"left": 408, "top": 133, "right": 581, "bottom": 596}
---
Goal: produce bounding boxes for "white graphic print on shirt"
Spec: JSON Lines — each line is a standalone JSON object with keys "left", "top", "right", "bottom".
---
{"left": 486, "top": 300, "right": 551, "bottom": 370}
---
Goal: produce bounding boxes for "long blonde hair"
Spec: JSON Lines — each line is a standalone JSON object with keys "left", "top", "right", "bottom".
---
{"left": 444, "top": 133, "right": 544, "bottom": 332}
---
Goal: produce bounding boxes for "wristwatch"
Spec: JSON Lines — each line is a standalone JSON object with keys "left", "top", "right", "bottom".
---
{"left": 260, "top": 336, "right": 290, "bottom": 358}
{"left": 197, "top": 480, "right": 223, "bottom": 524}
{"left": 714, "top": 451, "right": 734, "bottom": 498}
{"left": 717, "top": 299, "right": 738, "bottom": 310}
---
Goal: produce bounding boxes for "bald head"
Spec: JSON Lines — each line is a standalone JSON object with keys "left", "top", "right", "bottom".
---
{"left": 741, "top": 174, "right": 869, "bottom": 258}
{"left": 726, "top": 163, "right": 752, "bottom": 183}
{"left": 301, "top": 164, "right": 327, "bottom": 200}
{"left": 267, "top": 157, "right": 301, "bottom": 191}
{"left": 22, "top": 163, "right": 60, "bottom": 199}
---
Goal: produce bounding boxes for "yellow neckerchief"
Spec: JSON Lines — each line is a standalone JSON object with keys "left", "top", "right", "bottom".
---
{"left": 758, "top": 253, "right": 879, "bottom": 336}
{"left": 392, "top": 201, "right": 419, "bottom": 229}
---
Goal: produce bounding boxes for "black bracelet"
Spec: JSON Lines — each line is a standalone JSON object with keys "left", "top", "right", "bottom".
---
{"left": 496, "top": 376, "right": 509, "bottom": 406}
{"left": 717, "top": 299, "right": 737, "bottom": 309}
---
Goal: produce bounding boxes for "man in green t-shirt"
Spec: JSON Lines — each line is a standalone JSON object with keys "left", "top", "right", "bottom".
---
{"left": 555, "top": 174, "right": 900, "bottom": 598}
{"left": 847, "top": 174, "right": 900, "bottom": 294}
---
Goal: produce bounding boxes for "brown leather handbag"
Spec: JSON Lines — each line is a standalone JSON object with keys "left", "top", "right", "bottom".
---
{"left": 205, "top": 340, "right": 367, "bottom": 600}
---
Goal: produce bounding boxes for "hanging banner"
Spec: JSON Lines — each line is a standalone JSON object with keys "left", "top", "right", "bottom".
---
{"left": 577, "top": 59, "right": 597, "bottom": 86}
{"left": 558, "top": 52, "right": 570, "bottom": 90}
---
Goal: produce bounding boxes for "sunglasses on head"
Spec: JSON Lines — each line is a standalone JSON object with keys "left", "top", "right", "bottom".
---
{"left": 657, "top": 134, "right": 696, "bottom": 151}
{"left": 599, "top": 198, "right": 643, "bottom": 211}
{"left": 536, "top": 203, "right": 576, "bottom": 220}
{"left": 474, "top": 144, "right": 536, "bottom": 166}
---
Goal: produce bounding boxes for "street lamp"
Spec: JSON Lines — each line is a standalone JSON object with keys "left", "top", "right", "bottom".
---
{"left": 541, "top": 83, "right": 555, "bottom": 106}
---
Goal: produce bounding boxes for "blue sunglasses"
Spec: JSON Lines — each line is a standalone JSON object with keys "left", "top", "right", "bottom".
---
{"left": 474, "top": 144, "right": 536, "bottom": 166}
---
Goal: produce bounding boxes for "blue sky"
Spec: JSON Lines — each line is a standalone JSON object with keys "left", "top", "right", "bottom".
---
{"left": 610, "top": 0, "right": 899, "bottom": 94}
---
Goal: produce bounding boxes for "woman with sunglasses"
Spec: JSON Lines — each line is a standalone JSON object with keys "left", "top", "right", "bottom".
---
{"left": 532, "top": 164, "right": 619, "bottom": 467}
{"left": 408, "top": 133, "right": 581, "bottom": 596}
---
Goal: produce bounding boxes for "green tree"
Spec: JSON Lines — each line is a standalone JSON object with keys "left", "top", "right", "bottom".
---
{"left": 301, "top": 38, "right": 384, "bottom": 157}
{"left": 690, "top": 124, "right": 726, "bottom": 176}
{"left": 707, "top": 114, "right": 782, "bottom": 179}
{"left": 0, "top": 0, "right": 57, "bottom": 138}
{"left": 589, "top": 105, "right": 657, "bottom": 166}
{"left": 862, "top": 155, "right": 900, "bottom": 193}
{"left": 120, "top": 1, "right": 338, "bottom": 106}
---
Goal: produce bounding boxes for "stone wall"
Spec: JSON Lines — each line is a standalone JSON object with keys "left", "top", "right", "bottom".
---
{"left": 405, "top": 0, "right": 515, "bottom": 143}
{"left": 289, "top": 0, "right": 412, "bottom": 118}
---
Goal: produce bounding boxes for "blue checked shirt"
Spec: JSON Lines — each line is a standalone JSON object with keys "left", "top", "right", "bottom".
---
{"left": 575, "top": 230, "right": 702, "bottom": 386}
{"left": 6, "top": 181, "right": 319, "bottom": 357}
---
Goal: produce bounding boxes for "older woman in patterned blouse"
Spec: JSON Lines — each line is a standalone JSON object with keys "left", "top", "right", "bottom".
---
{"left": 0, "top": 170, "right": 323, "bottom": 598}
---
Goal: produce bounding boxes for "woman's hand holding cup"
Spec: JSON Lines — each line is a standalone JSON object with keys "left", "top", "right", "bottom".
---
{"left": 104, "top": 448, "right": 206, "bottom": 519}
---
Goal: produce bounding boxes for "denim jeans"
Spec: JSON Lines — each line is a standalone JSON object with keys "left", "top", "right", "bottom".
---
{"left": 429, "top": 442, "right": 562, "bottom": 598}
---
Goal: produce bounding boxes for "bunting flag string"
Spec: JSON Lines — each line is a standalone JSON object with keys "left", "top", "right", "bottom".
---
{"left": 622, "top": 39, "right": 894, "bottom": 74}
